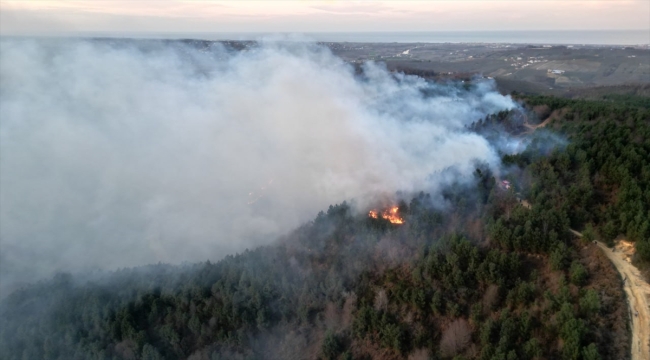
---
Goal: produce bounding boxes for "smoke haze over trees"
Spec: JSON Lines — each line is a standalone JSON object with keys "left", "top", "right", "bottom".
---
{"left": 1, "top": 38, "right": 647, "bottom": 360}
{"left": 0, "top": 39, "right": 517, "bottom": 292}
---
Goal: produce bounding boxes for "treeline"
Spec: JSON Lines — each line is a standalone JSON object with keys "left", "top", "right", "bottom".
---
{"left": 468, "top": 109, "right": 528, "bottom": 137}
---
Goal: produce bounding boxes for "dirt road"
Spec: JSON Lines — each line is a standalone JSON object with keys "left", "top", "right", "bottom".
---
{"left": 597, "top": 241, "right": 650, "bottom": 360}
{"left": 571, "top": 230, "right": 650, "bottom": 360}
{"left": 521, "top": 113, "right": 552, "bottom": 135}
{"left": 523, "top": 116, "right": 552, "bottom": 131}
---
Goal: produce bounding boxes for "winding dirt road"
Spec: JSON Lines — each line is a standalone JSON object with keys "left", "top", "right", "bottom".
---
{"left": 523, "top": 116, "right": 552, "bottom": 132}
{"left": 570, "top": 229, "right": 650, "bottom": 360}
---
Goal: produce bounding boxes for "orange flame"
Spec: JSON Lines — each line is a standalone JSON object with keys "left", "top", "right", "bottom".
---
{"left": 368, "top": 206, "right": 404, "bottom": 224}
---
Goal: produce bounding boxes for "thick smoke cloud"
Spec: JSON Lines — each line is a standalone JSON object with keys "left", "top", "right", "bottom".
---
{"left": 0, "top": 39, "right": 516, "bottom": 293}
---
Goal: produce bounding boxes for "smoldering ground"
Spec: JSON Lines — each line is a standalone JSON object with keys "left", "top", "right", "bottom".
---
{"left": 0, "top": 38, "right": 517, "bottom": 294}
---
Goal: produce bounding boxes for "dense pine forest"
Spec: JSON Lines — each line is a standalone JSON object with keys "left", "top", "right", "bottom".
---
{"left": 1, "top": 92, "right": 648, "bottom": 360}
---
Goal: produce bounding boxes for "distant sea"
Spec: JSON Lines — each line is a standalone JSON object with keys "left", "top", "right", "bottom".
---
{"left": 13, "top": 30, "right": 648, "bottom": 46}
{"left": 123, "top": 30, "right": 648, "bottom": 45}
{"left": 304, "top": 30, "right": 650, "bottom": 45}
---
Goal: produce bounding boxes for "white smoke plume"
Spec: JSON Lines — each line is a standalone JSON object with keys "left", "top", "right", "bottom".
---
{"left": 0, "top": 38, "right": 516, "bottom": 293}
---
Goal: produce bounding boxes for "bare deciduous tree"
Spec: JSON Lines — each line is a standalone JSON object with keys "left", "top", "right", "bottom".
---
{"left": 374, "top": 288, "right": 388, "bottom": 311}
{"left": 408, "top": 348, "right": 429, "bottom": 360}
{"left": 440, "top": 319, "right": 472, "bottom": 357}
{"left": 482, "top": 284, "right": 500, "bottom": 313}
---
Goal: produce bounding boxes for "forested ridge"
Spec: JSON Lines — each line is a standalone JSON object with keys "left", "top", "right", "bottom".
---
{"left": 1, "top": 93, "right": 648, "bottom": 360}
{"left": 512, "top": 94, "right": 650, "bottom": 264}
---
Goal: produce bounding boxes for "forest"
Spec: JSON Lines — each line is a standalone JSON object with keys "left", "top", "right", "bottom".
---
{"left": 1, "top": 92, "right": 648, "bottom": 360}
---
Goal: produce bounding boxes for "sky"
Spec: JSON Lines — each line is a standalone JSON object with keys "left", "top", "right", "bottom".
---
{"left": 1, "top": 0, "right": 649, "bottom": 37}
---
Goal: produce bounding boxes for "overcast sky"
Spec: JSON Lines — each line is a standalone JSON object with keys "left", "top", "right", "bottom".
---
{"left": 1, "top": 0, "right": 649, "bottom": 37}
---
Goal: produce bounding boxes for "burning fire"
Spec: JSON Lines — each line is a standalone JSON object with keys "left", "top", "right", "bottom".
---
{"left": 369, "top": 206, "right": 404, "bottom": 224}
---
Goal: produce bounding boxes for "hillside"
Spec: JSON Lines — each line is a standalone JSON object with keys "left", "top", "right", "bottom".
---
{"left": 326, "top": 43, "right": 650, "bottom": 96}
{"left": 2, "top": 94, "right": 649, "bottom": 360}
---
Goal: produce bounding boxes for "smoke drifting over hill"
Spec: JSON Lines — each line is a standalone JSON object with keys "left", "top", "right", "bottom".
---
{"left": 0, "top": 39, "right": 516, "bottom": 292}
